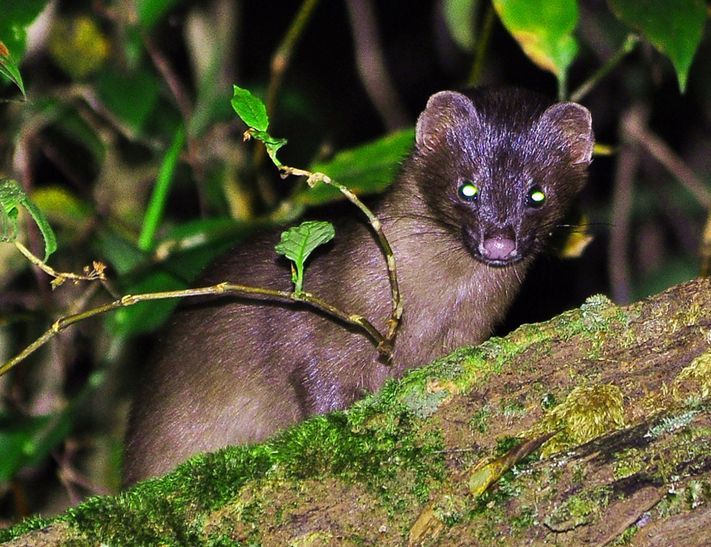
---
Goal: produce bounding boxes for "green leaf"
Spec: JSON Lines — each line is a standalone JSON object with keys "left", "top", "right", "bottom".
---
{"left": 275, "top": 221, "right": 335, "bottom": 293}
{"left": 0, "top": 411, "right": 72, "bottom": 483}
{"left": 231, "top": 85, "right": 269, "bottom": 132}
{"left": 0, "top": 179, "right": 57, "bottom": 260}
{"left": 136, "top": 0, "right": 186, "bottom": 29}
{"left": 0, "top": 0, "right": 48, "bottom": 62}
{"left": 0, "top": 45, "right": 26, "bottom": 97}
{"left": 608, "top": 0, "right": 706, "bottom": 93}
{"left": 96, "top": 67, "right": 161, "bottom": 136}
{"left": 296, "top": 128, "right": 415, "bottom": 207}
{"left": 21, "top": 195, "right": 58, "bottom": 261}
{"left": 493, "top": 0, "right": 579, "bottom": 91}
{"left": 443, "top": 0, "right": 480, "bottom": 51}
{"left": 30, "top": 186, "right": 93, "bottom": 235}
{"left": 251, "top": 130, "right": 287, "bottom": 168}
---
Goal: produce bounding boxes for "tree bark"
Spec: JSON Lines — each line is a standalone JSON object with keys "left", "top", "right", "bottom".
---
{"left": 2, "top": 278, "right": 710, "bottom": 546}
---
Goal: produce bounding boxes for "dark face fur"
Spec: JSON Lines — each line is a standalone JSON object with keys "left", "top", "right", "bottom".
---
{"left": 413, "top": 88, "right": 593, "bottom": 267}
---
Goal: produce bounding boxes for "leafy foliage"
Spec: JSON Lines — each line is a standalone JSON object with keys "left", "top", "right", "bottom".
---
{"left": 275, "top": 220, "right": 335, "bottom": 293}
{"left": 609, "top": 0, "right": 707, "bottom": 92}
{"left": 0, "top": 43, "right": 25, "bottom": 97}
{"left": 0, "top": 0, "right": 48, "bottom": 63}
{"left": 0, "top": 179, "right": 57, "bottom": 260}
{"left": 231, "top": 84, "right": 288, "bottom": 166}
{"left": 0, "top": 0, "right": 707, "bottom": 524}
{"left": 493, "top": 0, "right": 579, "bottom": 94}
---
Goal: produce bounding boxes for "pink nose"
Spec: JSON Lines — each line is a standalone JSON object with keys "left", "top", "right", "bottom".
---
{"left": 481, "top": 237, "right": 516, "bottom": 260}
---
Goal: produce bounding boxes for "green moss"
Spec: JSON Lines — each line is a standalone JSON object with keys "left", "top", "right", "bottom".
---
{"left": 612, "top": 523, "right": 640, "bottom": 545}
{"left": 644, "top": 410, "right": 699, "bottom": 439}
{"left": 432, "top": 494, "right": 467, "bottom": 526}
{"left": 675, "top": 350, "right": 711, "bottom": 399}
{"left": 612, "top": 448, "right": 645, "bottom": 480}
{"left": 535, "top": 384, "right": 625, "bottom": 457}
{"left": 545, "top": 486, "right": 612, "bottom": 529}
{"left": 289, "top": 530, "right": 333, "bottom": 546}
{"left": 470, "top": 405, "right": 493, "bottom": 433}
{"left": 501, "top": 399, "right": 527, "bottom": 418}
{"left": 510, "top": 505, "right": 537, "bottom": 531}
{"left": 0, "top": 515, "right": 55, "bottom": 543}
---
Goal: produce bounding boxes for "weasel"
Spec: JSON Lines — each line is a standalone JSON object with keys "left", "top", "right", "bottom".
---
{"left": 124, "top": 87, "right": 593, "bottom": 483}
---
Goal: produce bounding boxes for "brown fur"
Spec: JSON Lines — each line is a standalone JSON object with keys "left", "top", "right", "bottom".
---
{"left": 124, "top": 88, "right": 593, "bottom": 484}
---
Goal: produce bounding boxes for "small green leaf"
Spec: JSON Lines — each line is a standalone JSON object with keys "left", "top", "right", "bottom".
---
{"left": 275, "top": 221, "right": 335, "bottom": 293}
{"left": 231, "top": 85, "right": 269, "bottom": 132}
{"left": 493, "top": 0, "right": 579, "bottom": 92}
{"left": 608, "top": 0, "right": 706, "bottom": 93}
{"left": 0, "top": 179, "right": 57, "bottom": 260}
{"left": 21, "top": 197, "right": 57, "bottom": 261}
{"left": 251, "top": 130, "right": 287, "bottom": 168}
{"left": 0, "top": 44, "right": 26, "bottom": 97}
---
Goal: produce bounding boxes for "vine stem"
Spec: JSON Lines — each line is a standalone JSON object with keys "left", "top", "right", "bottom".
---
{"left": 279, "top": 165, "right": 403, "bottom": 357}
{"left": 15, "top": 241, "right": 106, "bottom": 287}
{"left": 570, "top": 34, "right": 639, "bottom": 103}
{"left": 0, "top": 282, "right": 385, "bottom": 378}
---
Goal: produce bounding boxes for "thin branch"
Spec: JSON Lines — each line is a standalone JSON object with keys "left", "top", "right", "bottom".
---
{"left": 570, "top": 34, "right": 639, "bottom": 103}
{"left": 345, "top": 0, "right": 408, "bottom": 130}
{"left": 14, "top": 241, "right": 106, "bottom": 289}
{"left": 0, "top": 282, "right": 386, "bottom": 378}
{"left": 143, "top": 34, "right": 193, "bottom": 122}
{"left": 265, "top": 0, "right": 320, "bottom": 118}
{"left": 608, "top": 106, "right": 645, "bottom": 304}
{"left": 467, "top": 3, "right": 496, "bottom": 88}
{"left": 253, "top": 0, "right": 321, "bottom": 205}
{"left": 624, "top": 116, "right": 711, "bottom": 209}
{"left": 280, "top": 165, "right": 402, "bottom": 356}
{"left": 700, "top": 209, "right": 711, "bottom": 277}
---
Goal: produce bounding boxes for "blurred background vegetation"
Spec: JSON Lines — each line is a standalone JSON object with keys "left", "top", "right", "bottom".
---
{"left": 0, "top": 0, "right": 708, "bottom": 523}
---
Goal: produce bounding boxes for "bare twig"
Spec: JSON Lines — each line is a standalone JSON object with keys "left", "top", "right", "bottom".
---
{"left": 570, "top": 34, "right": 639, "bottom": 103}
{"left": 608, "top": 106, "right": 645, "bottom": 304}
{"left": 143, "top": 34, "right": 193, "bottom": 122}
{"left": 0, "top": 282, "right": 386, "bottom": 378}
{"left": 345, "top": 0, "right": 408, "bottom": 130}
{"left": 624, "top": 115, "right": 711, "bottom": 209}
{"left": 700, "top": 209, "right": 711, "bottom": 277}
{"left": 14, "top": 241, "right": 106, "bottom": 289}
{"left": 265, "top": 0, "right": 320, "bottom": 118}
{"left": 253, "top": 0, "right": 321, "bottom": 205}
{"left": 280, "top": 165, "right": 403, "bottom": 355}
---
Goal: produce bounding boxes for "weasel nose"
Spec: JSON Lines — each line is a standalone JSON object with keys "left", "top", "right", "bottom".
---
{"left": 480, "top": 236, "right": 516, "bottom": 261}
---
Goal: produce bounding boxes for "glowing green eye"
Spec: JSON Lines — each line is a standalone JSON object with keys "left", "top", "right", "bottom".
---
{"left": 458, "top": 182, "right": 479, "bottom": 202}
{"left": 527, "top": 186, "right": 546, "bottom": 207}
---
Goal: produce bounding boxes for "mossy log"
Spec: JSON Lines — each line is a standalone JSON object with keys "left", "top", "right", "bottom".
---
{"left": 2, "top": 278, "right": 710, "bottom": 546}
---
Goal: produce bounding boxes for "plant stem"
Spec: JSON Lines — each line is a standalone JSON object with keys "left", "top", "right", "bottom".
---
{"left": 14, "top": 241, "right": 106, "bottom": 285}
{"left": 0, "top": 282, "right": 386, "bottom": 378}
{"left": 570, "top": 34, "right": 639, "bottom": 103}
{"left": 138, "top": 125, "right": 186, "bottom": 251}
{"left": 280, "top": 165, "right": 402, "bottom": 357}
{"left": 265, "top": 0, "right": 320, "bottom": 118}
{"left": 467, "top": 3, "right": 496, "bottom": 88}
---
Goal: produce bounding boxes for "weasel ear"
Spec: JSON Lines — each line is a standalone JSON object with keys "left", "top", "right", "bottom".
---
{"left": 538, "top": 102, "right": 594, "bottom": 165}
{"left": 416, "top": 91, "right": 477, "bottom": 152}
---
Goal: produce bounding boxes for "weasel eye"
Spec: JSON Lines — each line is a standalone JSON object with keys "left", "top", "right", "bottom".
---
{"left": 527, "top": 186, "right": 546, "bottom": 208}
{"left": 458, "top": 182, "right": 479, "bottom": 202}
